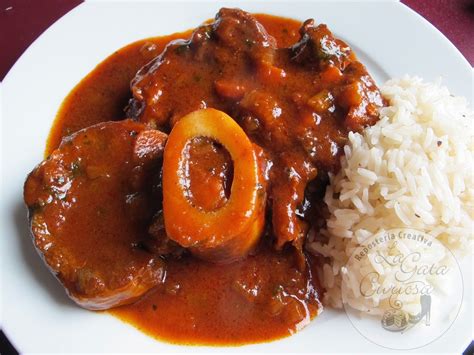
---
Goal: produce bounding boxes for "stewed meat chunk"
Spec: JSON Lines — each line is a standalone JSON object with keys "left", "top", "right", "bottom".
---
{"left": 127, "top": 8, "right": 384, "bottom": 249}
{"left": 24, "top": 120, "right": 168, "bottom": 310}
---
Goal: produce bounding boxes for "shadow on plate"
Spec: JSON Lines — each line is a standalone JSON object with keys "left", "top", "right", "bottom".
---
{"left": 13, "top": 199, "right": 74, "bottom": 308}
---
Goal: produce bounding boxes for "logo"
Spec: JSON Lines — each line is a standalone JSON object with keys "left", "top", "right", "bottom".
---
{"left": 341, "top": 228, "right": 463, "bottom": 350}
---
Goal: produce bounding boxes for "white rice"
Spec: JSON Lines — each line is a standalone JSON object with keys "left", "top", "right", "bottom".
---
{"left": 307, "top": 76, "right": 474, "bottom": 311}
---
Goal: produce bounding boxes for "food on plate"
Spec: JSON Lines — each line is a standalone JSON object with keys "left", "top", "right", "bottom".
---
{"left": 308, "top": 76, "right": 473, "bottom": 312}
{"left": 22, "top": 7, "right": 431, "bottom": 344}
{"left": 127, "top": 8, "right": 384, "bottom": 250}
{"left": 162, "top": 109, "right": 266, "bottom": 263}
{"left": 24, "top": 120, "right": 167, "bottom": 310}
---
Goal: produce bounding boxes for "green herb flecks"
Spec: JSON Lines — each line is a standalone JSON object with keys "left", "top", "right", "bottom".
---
{"left": 70, "top": 160, "right": 83, "bottom": 178}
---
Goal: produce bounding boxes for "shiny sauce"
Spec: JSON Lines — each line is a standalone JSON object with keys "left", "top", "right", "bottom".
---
{"left": 47, "top": 15, "right": 323, "bottom": 345}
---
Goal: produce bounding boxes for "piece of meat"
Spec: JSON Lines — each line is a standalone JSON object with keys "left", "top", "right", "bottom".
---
{"left": 291, "top": 19, "right": 385, "bottom": 131}
{"left": 24, "top": 120, "right": 168, "bottom": 310}
{"left": 126, "top": 8, "right": 277, "bottom": 129}
{"left": 126, "top": 8, "right": 385, "bottom": 251}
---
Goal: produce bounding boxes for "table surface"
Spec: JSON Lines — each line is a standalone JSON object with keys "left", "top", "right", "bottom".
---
{"left": 0, "top": 0, "right": 473, "bottom": 354}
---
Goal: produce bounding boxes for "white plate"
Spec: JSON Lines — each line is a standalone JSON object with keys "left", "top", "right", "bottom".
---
{"left": 1, "top": 1, "right": 472, "bottom": 353}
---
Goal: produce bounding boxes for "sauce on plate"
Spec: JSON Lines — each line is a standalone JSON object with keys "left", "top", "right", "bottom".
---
{"left": 45, "top": 15, "right": 323, "bottom": 345}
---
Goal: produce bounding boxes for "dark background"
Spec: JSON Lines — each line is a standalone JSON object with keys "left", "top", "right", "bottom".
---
{"left": 0, "top": 0, "right": 473, "bottom": 353}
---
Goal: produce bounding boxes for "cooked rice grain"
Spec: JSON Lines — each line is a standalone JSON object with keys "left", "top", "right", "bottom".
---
{"left": 307, "top": 76, "right": 473, "bottom": 310}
